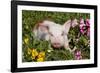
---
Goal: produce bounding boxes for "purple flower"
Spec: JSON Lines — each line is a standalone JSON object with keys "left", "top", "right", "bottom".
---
{"left": 79, "top": 17, "right": 90, "bottom": 37}
{"left": 86, "top": 19, "right": 90, "bottom": 37}
{"left": 86, "top": 19, "right": 90, "bottom": 26}
{"left": 80, "top": 17, "right": 84, "bottom": 24}
{"left": 80, "top": 24, "right": 85, "bottom": 34}
{"left": 75, "top": 50, "right": 82, "bottom": 60}
{"left": 79, "top": 18, "right": 85, "bottom": 34}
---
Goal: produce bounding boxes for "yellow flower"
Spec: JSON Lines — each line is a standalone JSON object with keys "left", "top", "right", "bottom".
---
{"left": 24, "top": 37, "right": 29, "bottom": 44}
{"left": 31, "top": 49, "right": 38, "bottom": 59}
{"left": 37, "top": 51, "right": 45, "bottom": 62}
{"left": 38, "top": 52, "right": 45, "bottom": 58}
{"left": 37, "top": 57, "right": 44, "bottom": 62}
{"left": 27, "top": 48, "right": 31, "bottom": 55}
{"left": 47, "top": 49, "right": 52, "bottom": 53}
{"left": 26, "top": 25, "right": 29, "bottom": 29}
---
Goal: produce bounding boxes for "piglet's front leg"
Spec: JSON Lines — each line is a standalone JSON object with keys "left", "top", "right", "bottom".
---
{"left": 64, "top": 37, "right": 76, "bottom": 52}
{"left": 64, "top": 43, "right": 77, "bottom": 53}
{"left": 64, "top": 41, "right": 72, "bottom": 52}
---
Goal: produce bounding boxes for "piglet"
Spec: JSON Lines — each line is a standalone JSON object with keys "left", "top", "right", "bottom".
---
{"left": 33, "top": 19, "right": 78, "bottom": 52}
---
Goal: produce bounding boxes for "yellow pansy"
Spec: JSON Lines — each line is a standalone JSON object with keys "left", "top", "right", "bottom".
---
{"left": 38, "top": 52, "right": 45, "bottom": 58}
{"left": 37, "top": 57, "right": 44, "bottom": 62}
{"left": 31, "top": 49, "right": 38, "bottom": 59}
{"left": 25, "top": 25, "right": 29, "bottom": 29}
{"left": 27, "top": 48, "right": 31, "bottom": 55}
{"left": 24, "top": 37, "right": 29, "bottom": 44}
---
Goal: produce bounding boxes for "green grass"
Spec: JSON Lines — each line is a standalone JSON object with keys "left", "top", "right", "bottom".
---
{"left": 22, "top": 10, "right": 90, "bottom": 62}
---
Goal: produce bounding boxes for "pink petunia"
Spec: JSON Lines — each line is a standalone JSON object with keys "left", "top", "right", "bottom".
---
{"left": 79, "top": 18, "right": 85, "bottom": 34}
{"left": 75, "top": 50, "right": 82, "bottom": 60}
{"left": 79, "top": 17, "right": 90, "bottom": 37}
{"left": 86, "top": 19, "right": 90, "bottom": 37}
{"left": 86, "top": 19, "right": 90, "bottom": 26}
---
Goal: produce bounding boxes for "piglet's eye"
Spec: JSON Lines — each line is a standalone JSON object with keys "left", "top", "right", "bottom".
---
{"left": 61, "top": 32, "right": 64, "bottom": 36}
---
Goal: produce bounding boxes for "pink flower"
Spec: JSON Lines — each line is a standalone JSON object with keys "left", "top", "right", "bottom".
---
{"left": 79, "top": 18, "right": 86, "bottom": 34}
{"left": 86, "top": 19, "right": 90, "bottom": 26}
{"left": 80, "top": 17, "right": 84, "bottom": 24}
{"left": 86, "top": 26, "right": 90, "bottom": 37}
{"left": 75, "top": 50, "right": 82, "bottom": 60}
{"left": 80, "top": 25, "right": 85, "bottom": 34}
{"left": 86, "top": 19, "right": 90, "bottom": 37}
{"left": 80, "top": 29, "right": 84, "bottom": 34}
{"left": 79, "top": 17, "right": 90, "bottom": 37}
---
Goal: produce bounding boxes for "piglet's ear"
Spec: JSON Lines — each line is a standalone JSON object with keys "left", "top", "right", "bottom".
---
{"left": 33, "top": 20, "right": 50, "bottom": 40}
{"left": 63, "top": 20, "right": 71, "bottom": 34}
{"left": 33, "top": 20, "right": 49, "bottom": 31}
{"left": 71, "top": 19, "right": 78, "bottom": 27}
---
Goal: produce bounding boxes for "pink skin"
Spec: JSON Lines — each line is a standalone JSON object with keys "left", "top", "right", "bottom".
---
{"left": 39, "top": 25, "right": 48, "bottom": 32}
{"left": 49, "top": 24, "right": 64, "bottom": 48}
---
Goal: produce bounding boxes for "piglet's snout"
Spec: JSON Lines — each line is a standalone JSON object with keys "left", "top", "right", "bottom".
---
{"left": 53, "top": 43, "right": 60, "bottom": 45}
{"left": 52, "top": 43, "right": 61, "bottom": 48}
{"left": 52, "top": 37, "right": 62, "bottom": 48}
